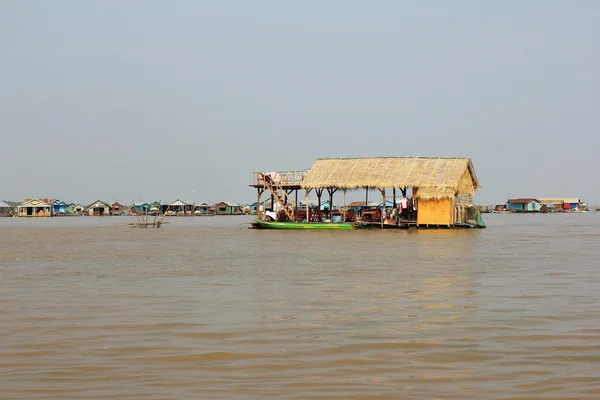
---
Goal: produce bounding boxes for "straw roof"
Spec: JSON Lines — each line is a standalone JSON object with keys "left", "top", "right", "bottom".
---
{"left": 413, "top": 187, "right": 457, "bottom": 200}
{"left": 301, "top": 157, "right": 480, "bottom": 197}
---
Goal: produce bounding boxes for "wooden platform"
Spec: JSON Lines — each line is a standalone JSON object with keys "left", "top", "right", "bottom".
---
{"left": 249, "top": 171, "right": 307, "bottom": 189}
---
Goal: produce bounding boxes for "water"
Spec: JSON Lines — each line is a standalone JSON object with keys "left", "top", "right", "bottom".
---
{"left": 1, "top": 214, "right": 599, "bottom": 399}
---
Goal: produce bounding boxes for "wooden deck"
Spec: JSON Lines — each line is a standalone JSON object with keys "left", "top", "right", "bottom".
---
{"left": 250, "top": 170, "right": 308, "bottom": 189}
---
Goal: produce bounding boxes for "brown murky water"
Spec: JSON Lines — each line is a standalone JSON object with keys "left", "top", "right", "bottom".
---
{"left": 1, "top": 214, "right": 599, "bottom": 399}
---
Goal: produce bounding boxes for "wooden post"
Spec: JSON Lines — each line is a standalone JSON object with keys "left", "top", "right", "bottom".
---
{"left": 328, "top": 189, "right": 333, "bottom": 220}
{"left": 381, "top": 188, "right": 386, "bottom": 228}
{"left": 343, "top": 189, "right": 347, "bottom": 223}
{"left": 294, "top": 189, "right": 298, "bottom": 222}
{"left": 305, "top": 189, "right": 310, "bottom": 223}
{"left": 317, "top": 192, "right": 321, "bottom": 222}
{"left": 316, "top": 188, "right": 323, "bottom": 222}
{"left": 326, "top": 188, "right": 337, "bottom": 221}
{"left": 364, "top": 188, "right": 368, "bottom": 220}
{"left": 257, "top": 188, "right": 263, "bottom": 220}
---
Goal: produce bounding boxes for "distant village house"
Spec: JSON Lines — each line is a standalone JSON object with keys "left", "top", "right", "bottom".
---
{"left": 507, "top": 198, "right": 541, "bottom": 212}
{"left": 86, "top": 200, "right": 112, "bottom": 216}
{"left": 112, "top": 202, "right": 124, "bottom": 214}
{"left": 214, "top": 201, "right": 242, "bottom": 215}
{"left": 51, "top": 199, "right": 68, "bottom": 215}
{"left": 17, "top": 198, "right": 53, "bottom": 217}
{"left": 538, "top": 198, "right": 582, "bottom": 211}
{"left": 0, "top": 201, "right": 13, "bottom": 217}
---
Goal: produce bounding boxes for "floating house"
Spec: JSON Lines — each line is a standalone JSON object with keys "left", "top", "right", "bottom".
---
{"left": 215, "top": 201, "right": 242, "bottom": 215}
{"left": 251, "top": 157, "right": 483, "bottom": 228}
{"left": 72, "top": 204, "right": 85, "bottom": 214}
{"left": 131, "top": 202, "right": 152, "bottom": 214}
{"left": 0, "top": 201, "right": 13, "bottom": 216}
{"left": 86, "top": 200, "right": 112, "bottom": 216}
{"left": 166, "top": 199, "right": 193, "bottom": 215}
{"left": 507, "top": 198, "right": 541, "bottom": 212}
{"left": 112, "top": 202, "right": 124, "bottom": 214}
{"left": 346, "top": 201, "right": 370, "bottom": 211}
{"left": 538, "top": 198, "right": 581, "bottom": 211}
{"left": 51, "top": 199, "right": 68, "bottom": 215}
{"left": 17, "top": 198, "right": 53, "bottom": 217}
{"left": 195, "top": 202, "right": 211, "bottom": 214}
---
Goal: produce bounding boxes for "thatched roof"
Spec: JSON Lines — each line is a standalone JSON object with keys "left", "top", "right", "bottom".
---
{"left": 413, "top": 187, "right": 457, "bottom": 200}
{"left": 301, "top": 157, "right": 480, "bottom": 197}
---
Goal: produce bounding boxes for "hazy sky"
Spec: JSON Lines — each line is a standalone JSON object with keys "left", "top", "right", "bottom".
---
{"left": 1, "top": 1, "right": 598, "bottom": 205}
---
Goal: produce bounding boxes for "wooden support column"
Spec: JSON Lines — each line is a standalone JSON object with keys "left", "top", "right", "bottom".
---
{"left": 326, "top": 188, "right": 338, "bottom": 220}
{"left": 256, "top": 188, "right": 264, "bottom": 220}
{"left": 286, "top": 189, "right": 295, "bottom": 220}
{"left": 316, "top": 188, "right": 324, "bottom": 222}
{"left": 270, "top": 193, "right": 275, "bottom": 212}
{"left": 380, "top": 188, "right": 386, "bottom": 228}
{"left": 328, "top": 189, "right": 333, "bottom": 220}
{"left": 295, "top": 189, "right": 298, "bottom": 222}
{"left": 305, "top": 189, "right": 311, "bottom": 223}
{"left": 343, "top": 190, "right": 347, "bottom": 223}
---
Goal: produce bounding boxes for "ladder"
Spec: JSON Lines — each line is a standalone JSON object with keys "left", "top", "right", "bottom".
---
{"left": 263, "top": 179, "right": 295, "bottom": 221}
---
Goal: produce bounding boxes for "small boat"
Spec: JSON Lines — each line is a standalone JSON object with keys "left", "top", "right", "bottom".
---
{"left": 251, "top": 218, "right": 354, "bottom": 230}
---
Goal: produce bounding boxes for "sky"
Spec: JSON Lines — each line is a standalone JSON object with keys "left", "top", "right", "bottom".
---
{"left": 1, "top": 1, "right": 599, "bottom": 206}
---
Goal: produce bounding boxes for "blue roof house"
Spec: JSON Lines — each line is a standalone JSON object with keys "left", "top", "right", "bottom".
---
{"left": 51, "top": 199, "right": 68, "bottom": 214}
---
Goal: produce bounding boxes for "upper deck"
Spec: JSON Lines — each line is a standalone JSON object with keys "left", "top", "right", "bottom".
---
{"left": 250, "top": 170, "right": 308, "bottom": 189}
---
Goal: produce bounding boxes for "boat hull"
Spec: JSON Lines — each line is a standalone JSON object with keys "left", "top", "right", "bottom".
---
{"left": 251, "top": 219, "right": 354, "bottom": 230}
{"left": 353, "top": 222, "right": 409, "bottom": 229}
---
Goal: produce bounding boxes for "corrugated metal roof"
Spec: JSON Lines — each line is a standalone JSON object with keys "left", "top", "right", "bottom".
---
{"left": 86, "top": 200, "right": 112, "bottom": 209}
{"left": 170, "top": 199, "right": 191, "bottom": 206}
{"left": 0, "top": 201, "right": 11, "bottom": 208}
{"left": 538, "top": 198, "right": 581, "bottom": 204}
{"left": 508, "top": 198, "right": 539, "bottom": 204}
{"left": 21, "top": 198, "right": 52, "bottom": 206}
{"left": 24, "top": 198, "right": 55, "bottom": 205}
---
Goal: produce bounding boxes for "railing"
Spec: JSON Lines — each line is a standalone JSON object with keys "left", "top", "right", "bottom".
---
{"left": 252, "top": 170, "right": 308, "bottom": 186}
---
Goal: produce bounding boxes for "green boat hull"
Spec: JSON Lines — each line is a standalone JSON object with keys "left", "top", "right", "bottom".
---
{"left": 251, "top": 219, "right": 354, "bottom": 230}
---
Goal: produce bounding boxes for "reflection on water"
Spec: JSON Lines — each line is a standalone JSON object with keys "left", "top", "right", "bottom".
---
{"left": 1, "top": 213, "right": 599, "bottom": 399}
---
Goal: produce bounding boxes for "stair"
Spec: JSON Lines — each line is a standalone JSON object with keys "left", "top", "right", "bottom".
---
{"left": 263, "top": 179, "right": 295, "bottom": 221}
